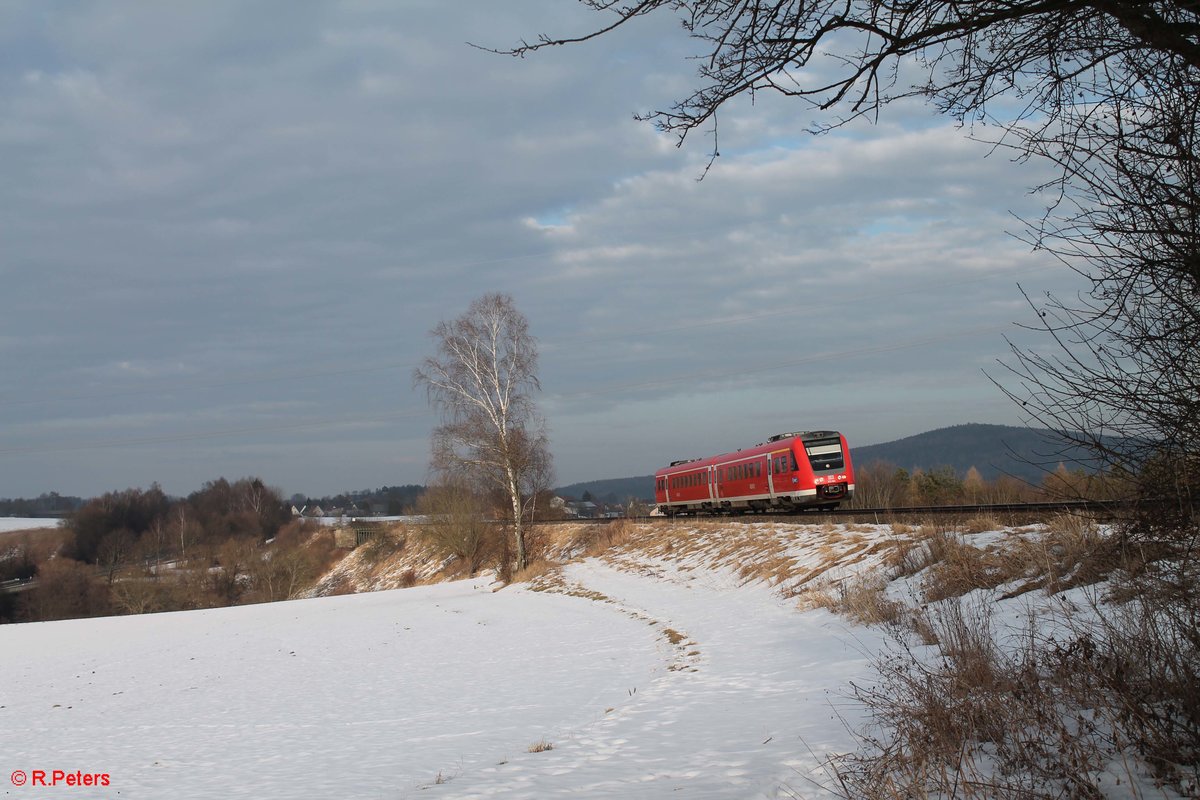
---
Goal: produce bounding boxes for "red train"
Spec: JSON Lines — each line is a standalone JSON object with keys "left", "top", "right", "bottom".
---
{"left": 653, "top": 430, "right": 854, "bottom": 515}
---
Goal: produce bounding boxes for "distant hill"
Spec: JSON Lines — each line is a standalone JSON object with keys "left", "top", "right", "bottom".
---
{"left": 554, "top": 476, "right": 656, "bottom": 504}
{"left": 553, "top": 424, "right": 1100, "bottom": 501}
{"left": 850, "top": 423, "right": 1096, "bottom": 482}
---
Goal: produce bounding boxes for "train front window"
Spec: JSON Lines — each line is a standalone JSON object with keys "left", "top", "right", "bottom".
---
{"left": 805, "top": 438, "right": 845, "bottom": 471}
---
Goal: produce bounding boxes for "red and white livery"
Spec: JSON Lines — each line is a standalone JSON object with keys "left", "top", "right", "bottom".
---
{"left": 654, "top": 430, "right": 854, "bottom": 515}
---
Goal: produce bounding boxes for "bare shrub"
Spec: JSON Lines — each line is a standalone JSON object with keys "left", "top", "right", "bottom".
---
{"left": 921, "top": 532, "right": 995, "bottom": 602}
{"left": 578, "top": 519, "right": 635, "bottom": 557}
{"left": 527, "top": 739, "right": 554, "bottom": 753}
{"left": 111, "top": 577, "right": 189, "bottom": 615}
{"left": 884, "top": 539, "right": 926, "bottom": 579}
{"left": 207, "top": 537, "right": 256, "bottom": 606}
{"left": 833, "top": 588, "right": 1200, "bottom": 798}
{"left": 416, "top": 483, "right": 492, "bottom": 575}
{"left": 1029, "top": 516, "right": 1113, "bottom": 593}
{"left": 21, "top": 558, "right": 112, "bottom": 621}
{"left": 919, "top": 531, "right": 1041, "bottom": 602}
{"left": 511, "top": 559, "right": 557, "bottom": 585}
{"left": 962, "top": 515, "right": 1003, "bottom": 534}
{"left": 322, "top": 574, "right": 355, "bottom": 596}
{"left": 1058, "top": 589, "right": 1200, "bottom": 788}
{"left": 837, "top": 579, "right": 902, "bottom": 627}
{"left": 246, "top": 542, "right": 323, "bottom": 603}
{"left": 360, "top": 528, "right": 406, "bottom": 562}
{"left": 793, "top": 584, "right": 839, "bottom": 612}
{"left": 835, "top": 600, "right": 1102, "bottom": 799}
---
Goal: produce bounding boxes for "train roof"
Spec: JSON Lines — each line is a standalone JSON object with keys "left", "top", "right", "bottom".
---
{"left": 656, "top": 430, "right": 845, "bottom": 475}
{"left": 763, "top": 430, "right": 839, "bottom": 444}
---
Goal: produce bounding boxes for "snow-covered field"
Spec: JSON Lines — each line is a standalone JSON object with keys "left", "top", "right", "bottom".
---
{"left": 0, "top": 518, "right": 61, "bottom": 533}
{"left": 0, "top": 527, "right": 886, "bottom": 799}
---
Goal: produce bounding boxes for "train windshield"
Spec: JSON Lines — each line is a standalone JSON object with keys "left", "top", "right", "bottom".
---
{"left": 804, "top": 437, "right": 844, "bottom": 471}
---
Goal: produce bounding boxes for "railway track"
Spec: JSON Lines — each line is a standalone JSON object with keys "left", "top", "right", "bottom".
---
{"left": 539, "top": 499, "right": 1120, "bottom": 525}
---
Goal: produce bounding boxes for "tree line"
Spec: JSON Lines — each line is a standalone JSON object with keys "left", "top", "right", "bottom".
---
{"left": 848, "top": 460, "right": 1125, "bottom": 509}
{"left": 0, "top": 492, "right": 84, "bottom": 517}
{"left": 0, "top": 477, "right": 338, "bottom": 624}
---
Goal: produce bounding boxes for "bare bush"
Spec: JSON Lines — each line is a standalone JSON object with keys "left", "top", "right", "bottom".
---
{"left": 21, "top": 558, "right": 111, "bottom": 621}
{"left": 834, "top": 590, "right": 1200, "bottom": 798}
{"left": 511, "top": 558, "right": 558, "bottom": 585}
{"left": 416, "top": 483, "right": 493, "bottom": 575}
{"left": 111, "top": 578, "right": 188, "bottom": 615}
{"left": 836, "top": 579, "right": 903, "bottom": 627}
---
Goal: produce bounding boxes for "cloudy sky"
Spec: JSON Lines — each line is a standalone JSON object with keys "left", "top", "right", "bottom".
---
{"left": 0, "top": 1, "right": 1084, "bottom": 499}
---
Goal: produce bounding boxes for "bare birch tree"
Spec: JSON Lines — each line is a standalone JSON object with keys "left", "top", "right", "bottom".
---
{"left": 413, "top": 294, "right": 553, "bottom": 573}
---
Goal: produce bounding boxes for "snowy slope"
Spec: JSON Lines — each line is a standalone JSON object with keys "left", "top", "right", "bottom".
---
{"left": 0, "top": 526, "right": 887, "bottom": 799}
